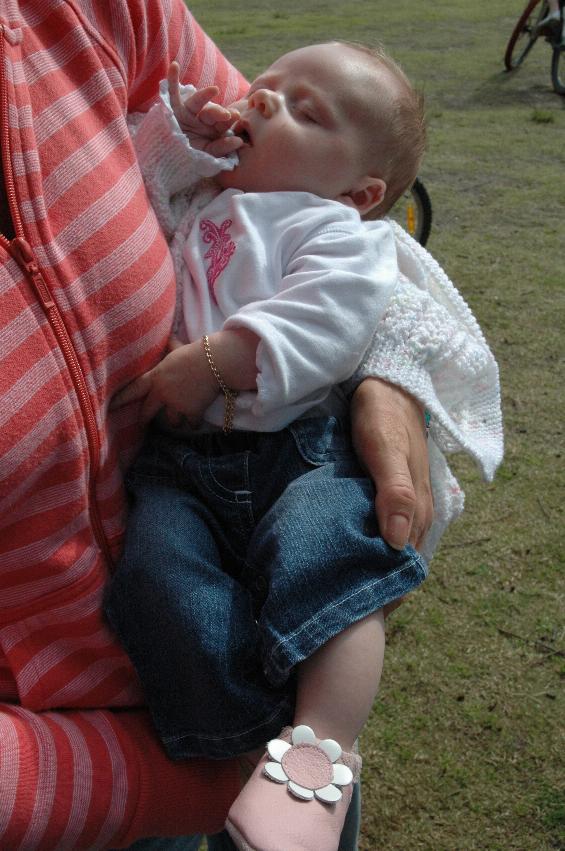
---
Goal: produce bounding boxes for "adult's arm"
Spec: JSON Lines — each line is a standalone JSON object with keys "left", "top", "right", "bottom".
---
{"left": 79, "top": 0, "right": 247, "bottom": 113}
{"left": 0, "top": 2, "right": 248, "bottom": 849}
{"left": 348, "top": 223, "right": 503, "bottom": 559}
{"left": 351, "top": 377, "right": 433, "bottom": 552}
{"left": 0, "top": 707, "right": 239, "bottom": 849}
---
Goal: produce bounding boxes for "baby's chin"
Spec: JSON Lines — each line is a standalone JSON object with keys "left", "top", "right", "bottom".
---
{"left": 216, "top": 169, "right": 235, "bottom": 188}
{"left": 216, "top": 167, "right": 245, "bottom": 191}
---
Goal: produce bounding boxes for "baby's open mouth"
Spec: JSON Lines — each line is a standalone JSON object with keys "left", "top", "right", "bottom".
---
{"left": 232, "top": 121, "right": 252, "bottom": 146}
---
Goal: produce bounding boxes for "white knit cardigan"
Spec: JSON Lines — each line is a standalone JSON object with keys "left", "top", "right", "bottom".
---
{"left": 130, "top": 82, "right": 503, "bottom": 560}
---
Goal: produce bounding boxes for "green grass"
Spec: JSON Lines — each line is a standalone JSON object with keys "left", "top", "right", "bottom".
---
{"left": 186, "top": 1, "right": 565, "bottom": 847}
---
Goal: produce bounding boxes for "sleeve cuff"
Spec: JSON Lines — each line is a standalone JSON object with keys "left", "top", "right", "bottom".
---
{"left": 112, "top": 710, "right": 240, "bottom": 846}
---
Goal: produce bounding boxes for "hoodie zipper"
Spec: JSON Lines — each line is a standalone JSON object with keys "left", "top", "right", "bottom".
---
{"left": 0, "top": 25, "right": 113, "bottom": 567}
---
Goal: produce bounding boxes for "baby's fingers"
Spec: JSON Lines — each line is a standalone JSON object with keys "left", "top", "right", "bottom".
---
{"left": 167, "top": 62, "right": 219, "bottom": 119}
{"left": 197, "top": 99, "right": 235, "bottom": 128}
{"left": 167, "top": 61, "right": 183, "bottom": 111}
{"left": 206, "top": 134, "right": 244, "bottom": 158}
{"left": 187, "top": 86, "right": 223, "bottom": 118}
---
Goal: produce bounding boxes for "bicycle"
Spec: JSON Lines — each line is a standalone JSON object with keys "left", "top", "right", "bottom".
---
{"left": 365, "top": 178, "right": 433, "bottom": 247}
{"left": 504, "top": 0, "right": 565, "bottom": 95}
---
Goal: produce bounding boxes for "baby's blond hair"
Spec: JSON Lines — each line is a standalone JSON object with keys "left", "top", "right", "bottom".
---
{"left": 336, "top": 41, "right": 426, "bottom": 215}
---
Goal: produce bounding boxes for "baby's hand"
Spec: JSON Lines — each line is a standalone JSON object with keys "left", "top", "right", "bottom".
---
{"left": 168, "top": 62, "right": 243, "bottom": 158}
{"left": 111, "top": 337, "right": 219, "bottom": 428}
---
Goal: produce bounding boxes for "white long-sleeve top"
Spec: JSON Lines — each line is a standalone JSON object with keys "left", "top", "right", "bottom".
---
{"left": 131, "top": 80, "right": 504, "bottom": 559}
{"left": 181, "top": 189, "right": 396, "bottom": 429}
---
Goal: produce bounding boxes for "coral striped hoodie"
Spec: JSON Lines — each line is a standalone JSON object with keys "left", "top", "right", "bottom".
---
{"left": 0, "top": 1, "right": 246, "bottom": 847}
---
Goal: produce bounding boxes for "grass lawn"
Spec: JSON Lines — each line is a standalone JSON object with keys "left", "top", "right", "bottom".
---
{"left": 185, "top": 1, "right": 564, "bottom": 847}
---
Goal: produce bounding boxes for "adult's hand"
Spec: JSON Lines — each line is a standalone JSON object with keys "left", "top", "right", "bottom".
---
{"left": 351, "top": 377, "right": 433, "bottom": 552}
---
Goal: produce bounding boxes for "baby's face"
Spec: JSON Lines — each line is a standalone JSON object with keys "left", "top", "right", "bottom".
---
{"left": 218, "top": 43, "right": 386, "bottom": 204}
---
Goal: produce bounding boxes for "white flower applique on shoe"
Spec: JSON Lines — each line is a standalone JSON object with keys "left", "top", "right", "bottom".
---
{"left": 263, "top": 724, "right": 354, "bottom": 803}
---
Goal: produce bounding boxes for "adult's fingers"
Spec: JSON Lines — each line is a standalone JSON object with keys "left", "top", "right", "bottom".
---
{"left": 351, "top": 378, "right": 432, "bottom": 551}
{"left": 110, "top": 372, "right": 153, "bottom": 409}
{"left": 140, "top": 389, "right": 164, "bottom": 425}
{"left": 406, "top": 433, "right": 434, "bottom": 550}
{"left": 373, "top": 450, "right": 417, "bottom": 550}
{"left": 168, "top": 335, "right": 184, "bottom": 351}
{"left": 164, "top": 407, "right": 183, "bottom": 428}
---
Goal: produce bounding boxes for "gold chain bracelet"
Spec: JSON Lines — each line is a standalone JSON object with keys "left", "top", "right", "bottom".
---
{"left": 202, "top": 335, "right": 238, "bottom": 434}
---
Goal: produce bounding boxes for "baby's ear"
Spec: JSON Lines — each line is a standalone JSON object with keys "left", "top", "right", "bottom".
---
{"left": 346, "top": 177, "right": 387, "bottom": 215}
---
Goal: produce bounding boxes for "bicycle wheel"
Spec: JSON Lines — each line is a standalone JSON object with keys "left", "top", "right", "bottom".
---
{"left": 389, "top": 178, "right": 433, "bottom": 246}
{"left": 504, "top": 0, "right": 546, "bottom": 70}
{"left": 551, "top": 44, "right": 565, "bottom": 94}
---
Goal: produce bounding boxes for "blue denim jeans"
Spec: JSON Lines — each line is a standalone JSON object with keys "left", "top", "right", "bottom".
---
{"left": 123, "top": 780, "right": 361, "bottom": 850}
{"left": 106, "top": 417, "right": 427, "bottom": 759}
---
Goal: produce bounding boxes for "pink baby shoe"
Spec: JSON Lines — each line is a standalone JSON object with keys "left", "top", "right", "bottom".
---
{"left": 225, "top": 725, "right": 361, "bottom": 851}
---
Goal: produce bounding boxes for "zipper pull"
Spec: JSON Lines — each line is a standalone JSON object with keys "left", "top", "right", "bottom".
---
{"left": 11, "top": 237, "right": 55, "bottom": 310}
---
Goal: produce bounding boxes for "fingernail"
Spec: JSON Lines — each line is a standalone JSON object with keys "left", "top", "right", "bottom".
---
{"left": 386, "top": 514, "right": 409, "bottom": 549}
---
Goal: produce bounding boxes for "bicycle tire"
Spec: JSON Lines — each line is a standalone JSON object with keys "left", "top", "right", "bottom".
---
{"left": 551, "top": 43, "right": 565, "bottom": 94}
{"left": 365, "top": 178, "right": 433, "bottom": 246}
{"left": 504, "top": 0, "right": 545, "bottom": 70}
{"left": 387, "top": 178, "right": 432, "bottom": 246}
{"left": 407, "top": 178, "right": 432, "bottom": 246}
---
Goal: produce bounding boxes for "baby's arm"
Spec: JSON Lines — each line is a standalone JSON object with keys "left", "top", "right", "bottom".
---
{"left": 112, "top": 329, "right": 259, "bottom": 426}
{"left": 167, "top": 62, "right": 243, "bottom": 158}
{"left": 219, "top": 215, "right": 397, "bottom": 427}
{"left": 130, "top": 66, "right": 242, "bottom": 239}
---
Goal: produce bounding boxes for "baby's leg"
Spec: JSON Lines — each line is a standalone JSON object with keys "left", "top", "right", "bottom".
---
{"left": 104, "top": 438, "right": 294, "bottom": 761}
{"left": 225, "top": 419, "right": 427, "bottom": 850}
{"left": 294, "top": 609, "right": 385, "bottom": 750}
{"left": 225, "top": 612, "right": 385, "bottom": 851}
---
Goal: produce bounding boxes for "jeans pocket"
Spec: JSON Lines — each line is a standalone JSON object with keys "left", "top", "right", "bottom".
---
{"left": 289, "top": 416, "right": 354, "bottom": 466}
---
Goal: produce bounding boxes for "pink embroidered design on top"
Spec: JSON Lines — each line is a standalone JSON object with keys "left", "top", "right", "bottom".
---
{"left": 200, "top": 218, "right": 236, "bottom": 304}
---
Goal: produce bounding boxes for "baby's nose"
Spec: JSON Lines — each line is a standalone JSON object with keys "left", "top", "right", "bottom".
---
{"left": 248, "top": 88, "right": 280, "bottom": 117}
